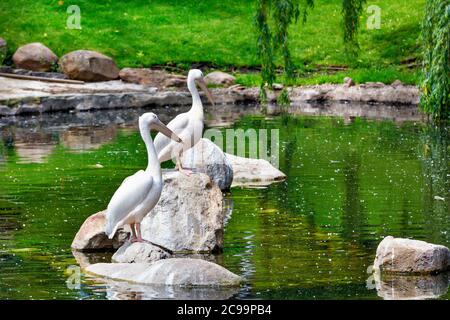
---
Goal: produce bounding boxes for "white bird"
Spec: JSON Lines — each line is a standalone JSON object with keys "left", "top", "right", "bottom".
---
{"left": 105, "top": 112, "right": 181, "bottom": 242}
{"left": 154, "top": 69, "right": 215, "bottom": 174}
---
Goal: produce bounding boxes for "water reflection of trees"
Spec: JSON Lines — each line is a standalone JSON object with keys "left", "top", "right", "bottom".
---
{"left": 420, "top": 124, "right": 450, "bottom": 246}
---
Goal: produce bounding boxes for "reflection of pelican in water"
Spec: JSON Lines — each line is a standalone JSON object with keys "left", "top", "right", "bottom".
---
{"left": 105, "top": 113, "right": 181, "bottom": 243}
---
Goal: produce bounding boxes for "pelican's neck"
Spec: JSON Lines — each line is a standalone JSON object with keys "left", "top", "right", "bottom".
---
{"left": 187, "top": 76, "right": 203, "bottom": 119}
{"left": 139, "top": 122, "right": 162, "bottom": 180}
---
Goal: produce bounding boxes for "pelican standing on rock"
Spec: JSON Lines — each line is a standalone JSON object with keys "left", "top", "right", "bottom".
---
{"left": 105, "top": 112, "right": 182, "bottom": 242}
{"left": 154, "top": 69, "right": 215, "bottom": 175}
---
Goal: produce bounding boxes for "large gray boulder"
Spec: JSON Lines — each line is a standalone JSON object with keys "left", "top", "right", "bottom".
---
{"left": 181, "top": 138, "right": 233, "bottom": 190}
{"left": 374, "top": 236, "right": 450, "bottom": 274}
{"left": 71, "top": 211, "right": 130, "bottom": 251}
{"left": 225, "top": 153, "right": 286, "bottom": 186}
{"left": 12, "top": 42, "right": 58, "bottom": 72}
{"left": 86, "top": 258, "right": 241, "bottom": 287}
{"left": 204, "top": 71, "right": 236, "bottom": 87}
{"left": 59, "top": 50, "right": 119, "bottom": 81}
{"left": 112, "top": 242, "right": 171, "bottom": 263}
{"left": 71, "top": 172, "right": 224, "bottom": 253}
{"left": 142, "top": 171, "right": 224, "bottom": 253}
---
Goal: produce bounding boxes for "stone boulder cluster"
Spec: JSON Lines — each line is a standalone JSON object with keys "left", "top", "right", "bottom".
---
{"left": 71, "top": 141, "right": 285, "bottom": 290}
{"left": 2, "top": 40, "right": 239, "bottom": 88}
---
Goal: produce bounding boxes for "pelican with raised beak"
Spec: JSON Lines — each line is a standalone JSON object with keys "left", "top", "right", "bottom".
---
{"left": 154, "top": 69, "right": 215, "bottom": 175}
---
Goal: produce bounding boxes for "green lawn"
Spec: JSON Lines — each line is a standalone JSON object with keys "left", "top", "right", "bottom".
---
{"left": 0, "top": 0, "right": 425, "bottom": 85}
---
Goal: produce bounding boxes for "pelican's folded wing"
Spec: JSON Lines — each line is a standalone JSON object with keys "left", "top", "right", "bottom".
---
{"left": 105, "top": 170, "right": 153, "bottom": 233}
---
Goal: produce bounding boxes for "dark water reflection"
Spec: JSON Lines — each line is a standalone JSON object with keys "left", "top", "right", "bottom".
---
{"left": 0, "top": 103, "right": 449, "bottom": 300}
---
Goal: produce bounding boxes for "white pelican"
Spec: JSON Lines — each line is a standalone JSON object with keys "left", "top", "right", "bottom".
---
{"left": 105, "top": 112, "right": 182, "bottom": 242}
{"left": 154, "top": 69, "right": 214, "bottom": 174}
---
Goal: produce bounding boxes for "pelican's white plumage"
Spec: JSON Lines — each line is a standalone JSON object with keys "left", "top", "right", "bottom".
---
{"left": 105, "top": 112, "right": 181, "bottom": 242}
{"left": 154, "top": 69, "right": 214, "bottom": 172}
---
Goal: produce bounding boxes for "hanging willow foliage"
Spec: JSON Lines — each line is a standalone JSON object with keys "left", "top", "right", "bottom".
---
{"left": 342, "top": 0, "right": 366, "bottom": 53}
{"left": 255, "top": 0, "right": 314, "bottom": 101}
{"left": 420, "top": 0, "right": 450, "bottom": 120}
{"left": 255, "top": 0, "right": 368, "bottom": 102}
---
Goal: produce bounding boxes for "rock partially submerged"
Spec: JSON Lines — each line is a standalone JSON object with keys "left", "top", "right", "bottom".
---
{"left": 182, "top": 138, "right": 233, "bottom": 190}
{"left": 374, "top": 236, "right": 450, "bottom": 274}
{"left": 225, "top": 153, "right": 286, "bottom": 186}
{"left": 71, "top": 172, "right": 224, "bottom": 253}
{"left": 86, "top": 258, "right": 242, "bottom": 287}
{"left": 112, "top": 242, "right": 171, "bottom": 263}
{"left": 142, "top": 171, "right": 224, "bottom": 253}
{"left": 59, "top": 50, "right": 119, "bottom": 81}
{"left": 71, "top": 211, "right": 130, "bottom": 251}
{"left": 12, "top": 42, "right": 58, "bottom": 72}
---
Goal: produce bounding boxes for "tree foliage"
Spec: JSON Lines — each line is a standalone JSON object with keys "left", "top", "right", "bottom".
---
{"left": 342, "top": 0, "right": 366, "bottom": 53}
{"left": 420, "top": 0, "right": 450, "bottom": 120}
{"left": 255, "top": 0, "right": 314, "bottom": 100}
{"left": 255, "top": 0, "right": 368, "bottom": 100}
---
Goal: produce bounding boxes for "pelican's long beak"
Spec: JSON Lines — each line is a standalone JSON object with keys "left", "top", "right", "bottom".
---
{"left": 197, "top": 78, "right": 215, "bottom": 106}
{"left": 153, "top": 120, "right": 182, "bottom": 143}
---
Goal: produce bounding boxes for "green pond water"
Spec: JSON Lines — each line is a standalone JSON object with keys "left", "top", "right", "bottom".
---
{"left": 0, "top": 104, "right": 449, "bottom": 300}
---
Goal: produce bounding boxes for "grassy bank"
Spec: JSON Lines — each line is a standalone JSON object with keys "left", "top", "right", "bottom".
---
{"left": 0, "top": 0, "right": 425, "bottom": 85}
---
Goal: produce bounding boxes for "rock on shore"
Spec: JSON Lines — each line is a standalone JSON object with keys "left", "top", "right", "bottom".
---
{"left": 59, "top": 50, "right": 119, "bottom": 81}
{"left": 0, "top": 75, "right": 420, "bottom": 117}
{"left": 204, "top": 71, "right": 236, "bottom": 87}
{"left": 373, "top": 236, "right": 450, "bottom": 274}
{"left": 86, "top": 258, "right": 242, "bottom": 287}
{"left": 12, "top": 43, "right": 58, "bottom": 72}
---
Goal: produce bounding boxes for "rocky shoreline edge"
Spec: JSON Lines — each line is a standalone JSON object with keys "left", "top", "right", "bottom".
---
{"left": 0, "top": 68, "right": 419, "bottom": 117}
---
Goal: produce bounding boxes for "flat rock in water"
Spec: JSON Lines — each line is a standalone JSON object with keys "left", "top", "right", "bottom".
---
{"left": 182, "top": 138, "right": 233, "bottom": 190}
{"left": 86, "top": 258, "right": 242, "bottom": 287}
{"left": 142, "top": 171, "right": 224, "bottom": 253}
{"left": 112, "top": 242, "right": 171, "bottom": 263}
{"left": 225, "top": 153, "right": 286, "bottom": 186}
{"left": 71, "top": 210, "right": 130, "bottom": 251}
{"left": 374, "top": 236, "right": 450, "bottom": 274}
